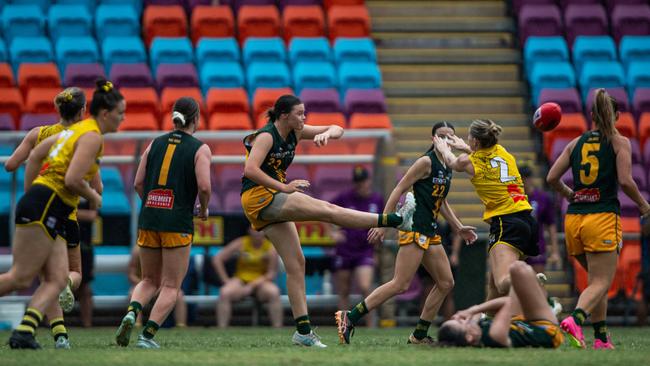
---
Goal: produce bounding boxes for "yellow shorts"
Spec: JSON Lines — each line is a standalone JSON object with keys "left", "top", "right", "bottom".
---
{"left": 398, "top": 231, "right": 442, "bottom": 250}
{"left": 137, "top": 229, "right": 193, "bottom": 249}
{"left": 241, "top": 186, "right": 278, "bottom": 231}
{"left": 564, "top": 212, "right": 622, "bottom": 256}
{"left": 511, "top": 315, "right": 565, "bottom": 349}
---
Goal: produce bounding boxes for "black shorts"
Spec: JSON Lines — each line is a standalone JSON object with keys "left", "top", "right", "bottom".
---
{"left": 488, "top": 210, "right": 540, "bottom": 257}
{"left": 15, "top": 184, "right": 75, "bottom": 241}
{"left": 64, "top": 219, "right": 80, "bottom": 248}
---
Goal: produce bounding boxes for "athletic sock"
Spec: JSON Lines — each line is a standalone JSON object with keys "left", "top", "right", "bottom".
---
{"left": 16, "top": 307, "right": 43, "bottom": 335}
{"left": 413, "top": 319, "right": 432, "bottom": 340}
{"left": 593, "top": 321, "right": 608, "bottom": 342}
{"left": 295, "top": 315, "right": 311, "bottom": 335}
{"left": 142, "top": 320, "right": 160, "bottom": 340}
{"left": 571, "top": 308, "right": 588, "bottom": 326}
{"left": 50, "top": 317, "right": 68, "bottom": 341}
{"left": 378, "top": 213, "right": 402, "bottom": 228}
{"left": 348, "top": 301, "right": 369, "bottom": 325}
{"left": 127, "top": 301, "right": 143, "bottom": 317}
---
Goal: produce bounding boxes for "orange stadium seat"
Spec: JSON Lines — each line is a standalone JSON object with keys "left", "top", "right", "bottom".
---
{"left": 327, "top": 5, "right": 370, "bottom": 41}
{"left": 616, "top": 112, "right": 636, "bottom": 138}
{"left": 353, "top": 138, "right": 378, "bottom": 154}
{"left": 349, "top": 113, "right": 392, "bottom": 129}
{"left": 120, "top": 87, "right": 160, "bottom": 119}
{"left": 161, "top": 111, "right": 206, "bottom": 131}
{"left": 119, "top": 112, "right": 159, "bottom": 131}
{"left": 191, "top": 5, "right": 235, "bottom": 44}
{"left": 306, "top": 139, "right": 352, "bottom": 154}
{"left": 17, "top": 63, "right": 61, "bottom": 96}
{"left": 543, "top": 113, "right": 587, "bottom": 159}
{"left": 283, "top": 6, "right": 325, "bottom": 43}
{"left": 143, "top": 5, "right": 188, "bottom": 46}
{"left": 253, "top": 87, "right": 294, "bottom": 123}
{"left": 209, "top": 112, "right": 253, "bottom": 130}
{"left": 324, "top": 0, "right": 365, "bottom": 9}
{"left": 0, "top": 87, "right": 23, "bottom": 126}
{"left": 305, "top": 112, "right": 346, "bottom": 128}
{"left": 639, "top": 113, "right": 650, "bottom": 149}
{"left": 620, "top": 240, "right": 642, "bottom": 299}
{"left": 206, "top": 88, "right": 249, "bottom": 115}
{"left": 25, "top": 88, "right": 60, "bottom": 114}
{"left": 160, "top": 87, "right": 204, "bottom": 116}
{"left": 0, "top": 64, "right": 14, "bottom": 88}
{"left": 238, "top": 5, "right": 281, "bottom": 44}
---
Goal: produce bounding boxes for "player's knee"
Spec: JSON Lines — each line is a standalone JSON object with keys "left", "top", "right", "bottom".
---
{"left": 142, "top": 276, "right": 161, "bottom": 289}
{"left": 495, "top": 277, "right": 511, "bottom": 295}
{"left": 320, "top": 201, "right": 338, "bottom": 222}
{"left": 438, "top": 278, "right": 455, "bottom": 293}
{"left": 285, "top": 255, "right": 305, "bottom": 274}
{"left": 394, "top": 280, "right": 411, "bottom": 294}
{"left": 13, "top": 274, "right": 33, "bottom": 290}
{"left": 508, "top": 261, "right": 531, "bottom": 277}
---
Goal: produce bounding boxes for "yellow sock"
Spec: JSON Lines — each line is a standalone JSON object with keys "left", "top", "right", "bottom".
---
{"left": 16, "top": 307, "right": 43, "bottom": 335}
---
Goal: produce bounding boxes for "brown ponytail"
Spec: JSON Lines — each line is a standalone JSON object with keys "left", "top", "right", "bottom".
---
{"left": 591, "top": 88, "right": 618, "bottom": 142}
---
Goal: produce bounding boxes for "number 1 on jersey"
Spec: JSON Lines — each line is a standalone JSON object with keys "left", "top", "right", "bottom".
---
{"left": 158, "top": 144, "right": 177, "bottom": 186}
{"left": 490, "top": 157, "right": 516, "bottom": 183}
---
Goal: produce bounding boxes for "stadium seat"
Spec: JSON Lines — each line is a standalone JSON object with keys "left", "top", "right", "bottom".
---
{"left": 634, "top": 88, "right": 650, "bottom": 118}
{"left": 632, "top": 164, "right": 647, "bottom": 191}
{"left": 25, "top": 88, "right": 60, "bottom": 114}
{"left": 293, "top": 61, "right": 336, "bottom": 94}
{"left": 537, "top": 88, "right": 582, "bottom": 113}
{"left": 9, "top": 37, "right": 53, "bottom": 73}
{"left": 196, "top": 38, "right": 240, "bottom": 68}
{"left": 160, "top": 87, "right": 204, "bottom": 116}
{"left": 289, "top": 37, "right": 331, "bottom": 65}
{"left": 110, "top": 63, "right": 154, "bottom": 88}
{"left": 100, "top": 191, "right": 131, "bottom": 215}
{"left": 237, "top": 5, "right": 281, "bottom": 44}
{"left": 543, "top": 113, "right": 587, "bottom": 158}
{"left": 585, "top": 87, "right": 630, "bottom": 117}
{"left": 243, "top": 37, "right": 286, "bottom": 66}
{"left": 95, "top": 5, "right": 140, "bottom": 41}
{"left": 7, "top": 0, "right": 50, "bottom": 12}
{"left": 199, "top": 62, "right": 245, "bottom": 94}
{"left": 612, "top": 4, "right": 650, "bottom": 43}
{"left": 206, "top": 88, "right": 249, "bottom": 115}
{"left": 305, "top": 112, "right": 346, "bottom": 128}
{"left": 549, "top": 137, "right": 573, "bottom": 162}
{"left": 208, "top": 112, "right": 253, "bottom": 130}
{"left": 313, "top": 166, "right": 353, "bottom": 192}
{"left": 0, "top": 41, "right": 7, "bottom": 63}
{"left": 615, "top": 112, "right": 638, "bottom": 139}
{"left": 518, "top": 5, "right": 563, "bottom": 45}
{"left": 120, "top": 87, "right": 159, "bottom": 118}
{"left": 0, "top": 114, "right": 14, "bottom": 131}
{"left": 17, "top": 63, "right": 61, "bottom": 96}
{"left": 349, "top": 113, "right": 392, "bottom": 129}
{"left": 564, "top": 4, "right": 608, "bottom": 45}
{"left": 282, "top": 5, "right": 325, "bottom": 43}
{"left": 627, "top": 61, "right": 650, "bottom": 97}
{"left": 631, "top": 138, "right": 643, "bottom": 164}
{"left": 338, "top": 62, "right": 381, "bottom": 94}
{"left": 513, "top": 0, "right": 555, "bottom": 15}
{"left": 222, "top": 190, "right": 243, "bottom": 213}
{"left": 20, "top": 113, "right": 58, "bottom": 131}
{"left": 0, "top": 63, "right": 14, "bottom": 87}
{"left": 0, "top": 87, "right": 23, "bottom": 125}
{"left": 143, "top": 5, "right": 188, "bottom": 47}
{"left": 344, "top": 89, "right": 387, "bottom": 115}
{"left": 620, "top": 36, "right": 650, "bottom": 69}
{"left": 300, "top": 88, "right": 341, "bottom": 113}
{"left": 1, "top": 5, "right": 44, "bottom": 42}
{"left": 605, "top": 0, "right": 646, "bottom": 12}
{"left": 572, "top": 36, "right": 617, "bottom": 74}
{"left": 323, "top": 0, "right": 365, "bottom": 9}
{"left": 48, "top": 5, "right": 92, "bottom": 41}
{"left": 579, "top": 61, "right": 625, "bottom": 100}
{"left": 524, "top": 36, "right": 569, "bottom": 80}
{"left": 530, "top": 62, "right": 577, "bottom": 105}
{"left": 119, "top": 112, "right": 159, "bottom": 131}
{"left": 247, "top": 62, "right": 291, "bottom": 94}
{"left": 55, "top": 36, "right": 100, "bottom": 76}
{"left": 160, "top": 110, "right": 206, "bottom": 131}
{"left": 334, "top": 38, "right": 377, "bottom": 65}
{"left": 640, "top": 112, "right": 650, "bottom": 149}
{"left": 64, "top": 63, "right": 105, "bottom": 88}
{"left": 252, "top": 87, "right": 294, "bottom": 122}
{"left": 645, "top": 139, "right": 650, "bottom": 166}
{"left": 191, "top": 5, "right": 235, "bottom": 44}
{"left": 149, "top": 37, "right": 194, "bottom": 74}
{"left": 156, "top": 63, "right": 199, "bottom": 89}
{"left": 102, "top": 37, "right": 147, "bottom": 73}
{"left": 327, "top": 5, "right": 370, "bottom": 41}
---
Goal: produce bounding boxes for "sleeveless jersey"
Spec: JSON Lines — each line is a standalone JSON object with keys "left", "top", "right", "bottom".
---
{"left": 36, "top": 122, "right": 65, "bottom": 145}
{"left": 33, "top": 119, "right": 103, "bottom": 208}
{"left": 412, "top": 151, "right": 452, "bottom": 237}
{"left": 234, "top": 236, "right": 274, "bottom": 283}
{"left": 568, "top": 131, "right": 619, "bottom": 214}
{"left": 241, "top": 123, "right": 297, "bottom": 193}
{"left": 479, "top": 318, "right": 555, "bottom": 348}
{"left": 469, "top": 144, "right": 531, "bottom": 221}
{"left": 138, "top": 130, "right": 204, "bottom": 234}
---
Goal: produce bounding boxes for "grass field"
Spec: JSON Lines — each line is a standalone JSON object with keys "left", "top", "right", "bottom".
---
{"left": 1, "top": 327, "right": 649, "bottom": 365}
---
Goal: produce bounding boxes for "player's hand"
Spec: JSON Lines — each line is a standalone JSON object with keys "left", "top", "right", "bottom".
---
{"left": 330, "top": 229, "right": 346, "bottom": 243}
{"left": 432, "top": 135, "right": 451, "bottom": 154}
{"left": 456, "top": 225, "right": 478, "bottom": 245}
{"left": 447, "top": 135, "right": 471, "bottom": 152}
{"left": 547, "top": 251, "right": 562, "bottom": 270}
{"left": 313, "top": 132, "right": 330, "bottom": 147}
{"left": 367, "top": 227, "right": 386, "bottom": 245}
{"left": 452, "top": 309, "right": 473, "bottom": 323}
{"left": 198, "top": 206, "right": 209, "bottom": 221}
{"left": 283, "top": 179, "right": 310, "bottom": 193}
{"left": 450, "top": 253, "right": 459, "bottom": 268}
{"left": 90, "top": 191, "right": 102, "bottom": 210}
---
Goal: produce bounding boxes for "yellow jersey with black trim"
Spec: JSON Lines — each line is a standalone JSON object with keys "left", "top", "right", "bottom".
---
{"left": 36, "top": 122, "right": 65, "bottom": 145}
{"left": 468, "top": 144, "right": 531, "bottom": 221}
{"left": 234, "top": 236, "right": 273, "bottom": 283}
{"left": 33, "top": 118, "right": 103, "bottom": 208}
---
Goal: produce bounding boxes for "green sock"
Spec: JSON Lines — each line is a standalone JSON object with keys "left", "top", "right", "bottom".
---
{"left": 593, "top": 321, "right": 608, "bottom": 342}
{"left": 295, "top": 315, "right": 311, "bottom": 335}
{"left": 378, "top": 213, "right": 402, "bottom": 228}
{"left": 413, "top": 319, "right": 432, "bottom": 340}
{"left": 142, "top": 320, "right": 160, "bottom": 340}
{"left": 127, "top": 301, "right": 143, "bottom": 317}
{"left": 571, "top": 308, "right": 587, "bottom": 326}
{"left": 348, "top": 301, "right": 369, "bottom": 325}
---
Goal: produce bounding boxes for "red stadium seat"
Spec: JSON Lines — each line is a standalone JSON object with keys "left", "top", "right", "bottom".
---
{"left": 161, "top": 111, "right": 206, "bottom": 131}
{"left": 349, "top": 113, "right": 392, "bottom": 129}
{"left": 17, "top": 63, "right": 61, "bottom": 96}
{"left": 143, "top": 5, "right": 188, "bottom": 46}
{"left": 0, "top": 63, "right": 14, "bottom": 88}
{"left": 616, "top": 112, "right": 636, "bottom": 138}
{"left": 639, "top": 113, "right": 650, "bottom": 150}
{"left": 160, "top": 86, "right": 204, "bottom": 118}
{"left": 543, "top": 113, "right": 587, "bottom": 159}
{"left": 238, "top": 5, "right": 281, "bottom": 44}
{"left": 120, "top": 88, "right": 160, "bottom": 119}
{"left": 353, "top": 138, "right": 377, "bottom": 154}
{"left": 25, "top": 88, "right": 60, "bottom": 114}
{"left": 209, "top": 112, "right": 253, "bottom": 130}
{"left": 206, "top": 88, "right": 249, "bottom": 115}
{"left": 305, "top": 112, "right": 346, "bottom": 128}
{"left": 0, "top": 87, "right": 23, "bottom": 126}
{"left": 324, "top": 0, "right": 365, "bottom": 10}
{"left": 191, "top": 5, "right": 235, "bottom": 44}
{"left": 327, "top": 5, "right": 370, "bottom": 41}
{"left": 253, "top": 87, "right": 294, "bottom": 123}
{"left": 119, "top": 112, "right": 159, "bottom": 131}
{"left": 283, "top": 6, "right": 325, "bottom": 43}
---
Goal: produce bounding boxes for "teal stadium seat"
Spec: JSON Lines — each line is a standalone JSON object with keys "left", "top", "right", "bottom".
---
{"left": 95, "top": 4, "right": 140, "bottom": 42}
{"left": 1, "top": 5, "right": 44, "bottom": 42}
{"left": 243, "top": 37, "right": 286, "bottom": 66}
{"left": 627, "top": 61, "right": 650, "bottom": 98}
{"left": 620, "top": 36, "right": 650, "bottom": 69}
{"left": 56, "top": 36, "right": 99, "bottom": 77}
{"left": 289, "top": 37, "right": 331, "bottom": 65}
{"left": 579, "top": 61, "right": 625, "bottom": 100}
{"left": 101, "top": 167, "right": 125, "bottom": 192}
{"left": 293, "top": 61, "right": 336, "bottom": 94}
{"left": 55, "top": 0, "right": 97, "bottom": 12}
{"left": 149, "top": 37, "right": 194, "bottom": 74}
{"left": 333, "top": 38, "right": 377, "bottom": 64}
{"left": 529, "top": 61, "right": 576, "bottom": 104}
{"left": 9, "top": 36, "right": 53, "bottom": 73}
{"left": 7, "top": 0, "right": 50, "bottom": 12}
{"left": 338, "top": 61, "right": 382, "bottom": 95}
{"left": 524, "top": 36, "right": 569, "bottom": 80}
{"left": 102, "top": 36, "right": 146, "bottom": 73}
{"left": 48, "top": 4, "right": 92, "bottom": 41}
{"left": 247, "top": 62, "right": 291, "bottom": 95}
{"left": 200, "top": 61, "right": 245, "bottom": 94}
{"left": 572, "top": 36, "right": 617, "bottom": 74}
{"left": 0, "top": 40, "right": 7, "bottom": 63}
{"left": 99, "top": 0, "right": 143, "bottom": 15}
{"left": 196, "top": 38, "right": 240, "bottom": 69}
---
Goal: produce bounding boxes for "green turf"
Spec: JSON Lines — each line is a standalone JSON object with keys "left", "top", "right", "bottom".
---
{"left": 1, "top": 327, "right": 648, "bottom": 365}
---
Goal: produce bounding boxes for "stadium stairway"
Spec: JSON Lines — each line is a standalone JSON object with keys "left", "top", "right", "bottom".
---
{"left": 369, "top": 0, "right": 574, "bottom": 310}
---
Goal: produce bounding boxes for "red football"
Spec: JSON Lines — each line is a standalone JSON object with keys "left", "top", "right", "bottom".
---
{"left": 533, "top": 102, "right": 562, "bottom": 132}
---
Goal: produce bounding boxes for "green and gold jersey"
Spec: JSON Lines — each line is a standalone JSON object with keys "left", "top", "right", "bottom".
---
{"left": 412, "top": 150, "right": 452, "bottom": 237}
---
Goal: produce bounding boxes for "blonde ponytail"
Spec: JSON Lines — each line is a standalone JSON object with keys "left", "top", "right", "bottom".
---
{"left": 591, "top": 88, "right": 618, "bottom": 142}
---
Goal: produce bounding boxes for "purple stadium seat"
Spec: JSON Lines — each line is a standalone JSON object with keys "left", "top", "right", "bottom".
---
{"left": 186, "top": 0, "right": 212, "bottom": 10}
{"left": 550, "top": 137, "right": 572, "bottom": 162}
{"left": 513, "top": 1, "right": 554, "bottom": 15}
{"left": 559, "top": 0, "right": 600, "bottom": 10}
{"left": 0, "top": 114, "right": 14, "bottom": 130}
{"left": 344, "top": 89, "right": 387, "bottom": 116}
{"left": 145, "top": 0, "right": 184, "bottom": 5}
{"left": 645, "top": 140, "right": 650, "bottom": 165}
{"left": 217, "top": 165, "right": 244, "bottom": 191}
{"left": 110, "top": 63, "right": 154, "bottom": 88}
{"left": 231, "top": 0, "right": 275, "bottom": 12}
{"left": 19, "top": 114, "right": 58, "bottom": 130}
{"left": 538, "top": 88, "right": 582, "bottom": 113}
{"left": 633, "top": 88, "right": 650, "bottom": 118}
{"left": 632, "top": 164, "right": 647, "bottom": 191}
{"left": 631, "top": 139, "right": 642, "bottom": 164}
{"left": 606, "top": 0, "right": 647, "bottom": 13}
{"left": 561, "top": 170, "right": 573, "bottom": 187}
{"left": 586, "top": 87, "right": 630, "bottom": 114}
{"left": 312, "top": 165, "right": 353, "bottom": 195}
{"left": 317, "top": 187, "right": 342, "bottom": 203}
{"left": 64, "top": 63, "right": 105, "bottom": 88}
{"left": 278, "top": 0, "right": 320, "bottom": 10}
{"left": 286, "top": 164, "right": 309, "bottom": 182}
{"left": 518, "top": 5, "right": 563, "bottom": 45}
{"left": 612, "top": 5, "right": 650, "bottom": 43}
{"left": 223, "top": 190, "right": 243, "bottom": 213}
{"left": 300, "top": 88, "right": 341, "bottom": 113}
{"left": 618, "top": 192, "right": 650, "bottom": 217}
{"left": 156, "top": 63, "right": 199, "bottom": 89}
{"left": 564, "top": 4, "right": 608, "bottom": 45}
{"left": 207, "top": 191, "right": 221, "bottom": 212}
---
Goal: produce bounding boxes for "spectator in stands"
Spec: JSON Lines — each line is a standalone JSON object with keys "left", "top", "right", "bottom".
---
{"left": 519, "top": 165, "right": 561, "bottom": 273}
{"left": 329, "top": 166, "right": 383, "bottom": 327}
{"left": 212, "top": 228, "right": 282, "bottom": 328}
{"left": 75, "top": 199, "right": 98, "bottom": 328}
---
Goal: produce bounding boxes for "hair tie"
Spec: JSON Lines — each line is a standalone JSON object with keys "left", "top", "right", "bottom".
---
{"left": 62, "top": 91, "right": 73, "bottom": 102}
{"left": 102, "top": 81, "right": 113, "bottom": 92}
{"left": 173, "top": 111, "right": 186, "bottom": 125}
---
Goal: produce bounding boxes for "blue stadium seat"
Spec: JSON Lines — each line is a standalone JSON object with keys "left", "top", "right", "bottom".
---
{"left": 627, "top": 61, "right": 650, "bottom": 97}
{"left": 48, "top": 4, "right": 92, "bottom": 41}
{"left": 247, "top": 62, "right": 291, "bottom": 94}
{"left": 9, "top": 36, "right": 53, "bottom": 73}
{"left": 196, "top": 38, "right": 240, "bottom": 69}
{"left": 200, "top": 62, "right": 245, "bottom": 95}
{"left": 293, "top": 61, "right": 336, "bottom": 94}
{"left": 0, "top": 190, "right": 10, "bottom": 215}
{"left": 529, "top": 61, "right": 576, "bottom": 104}
{"left": 573, "top": 36, "right": 617, "bottom": 74}
{"left": 579, "top": 61, "right": 625, "bottom": 100}
{"left": 0, "top": 40, "right": 7, "bottom": 63}
{"left": 524, "top": 36, "right": 569, "bottom": 79}
{"left": 98, "top": 0, "right": 143, "bottom": 16}
{"left": 338, "top": 62, "right": 382, "bottom": 94}
{"left": 101, "top": 167, "right": 125, "bottom": 192}
{"left": 150, "top": 37, "right": 194, "bottom": 74}
{"left": 289, "top": 37, "right": 331, "bottom": 65}
{"left": 7, "top": 0, "right": 50, "bottom": 12}
{"left": 55, "top": 0, "right": 96, "bottom": 12}
{"left": 55, "top": 36, "right": 99, "bottom": 77}
{"left": 243, "top": 37, "right": 286, "bottom": 66}
{"left": 100, "top": 191, "right": 130, "bottom": 215}
{"left": 102, "top": 36, "right": 146, "bottom": 73}
{"left": 95, "top": 4, "right": 140, "bottom": 42}
{"left": 620, "top": 36, "right": 650, "bottom": 69}
{"left": 333, "top": 38, "right": 377, "bottom": 64}
{"left": 1, "top": 5, "right": 45, "bottom": 42}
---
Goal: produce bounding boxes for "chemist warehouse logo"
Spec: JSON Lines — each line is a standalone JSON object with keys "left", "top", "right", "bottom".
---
{"left": 145, "top": 189, "right": 174, "bottom": 209}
